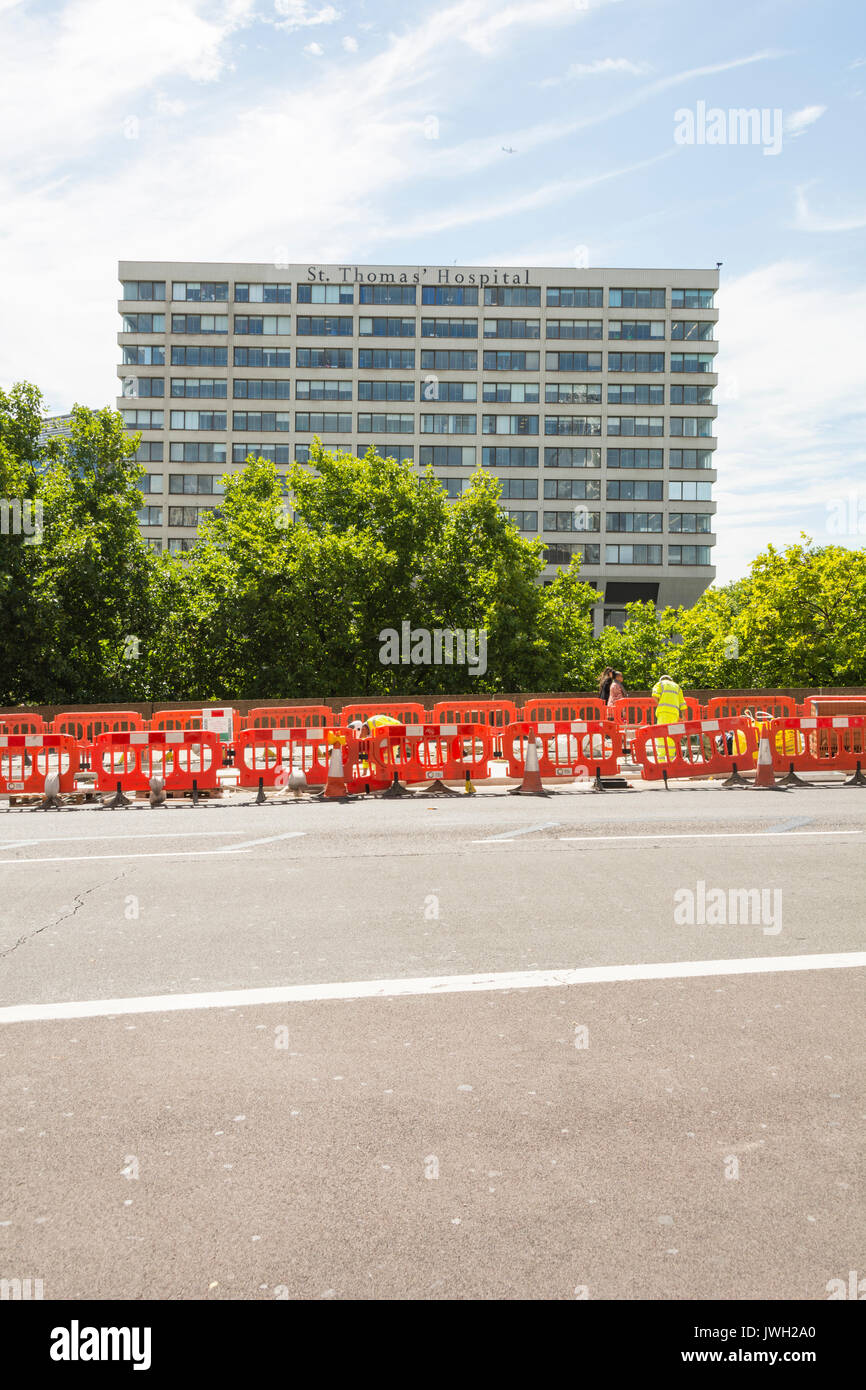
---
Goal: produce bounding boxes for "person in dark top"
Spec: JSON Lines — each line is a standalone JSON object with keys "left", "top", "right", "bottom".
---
{"left": 598, "top": 666, "right": 614, "bottom": 703}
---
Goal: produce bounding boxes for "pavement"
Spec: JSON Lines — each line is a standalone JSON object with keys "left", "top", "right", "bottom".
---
{"left": 0, "top": 779, "right": 863, "bottom": 1300}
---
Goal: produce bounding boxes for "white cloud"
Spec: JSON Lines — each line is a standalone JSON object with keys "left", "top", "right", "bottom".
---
{"left": 273, "top": 1, "right": 340, "bottom": 31}
{"left": 712, "top": 262, "right": 866, "bottom": 581}
{"left": 303, "top": 41, "right": 324, "bottom": 55}
{"left": 794, "top": 183, "right": 866, "bottom": 232}
{"left": 341, "top": 35, "right": 358, "bottom": 52}
{"left": 784, "top": 104, "right": 826, "bottom": 136}
{"left": 153, "top": 93, "right": 188, "bottom": 117}
{"left": 540, "top": 57, "right": 650, "bottom": 87}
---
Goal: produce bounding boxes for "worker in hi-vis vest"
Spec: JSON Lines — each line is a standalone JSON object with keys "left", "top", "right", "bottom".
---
{"left": 348, "top": 714, "right": 403, "bottom": 773}
{"left": 651, "top": 673, "right": 687, "bottom": 764}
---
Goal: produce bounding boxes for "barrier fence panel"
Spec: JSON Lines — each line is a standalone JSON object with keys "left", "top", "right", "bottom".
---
{"left": 430, "top": 700, "right": 520, "bottom": 731}
{"left": 92, "top": 731, "right": 223, "bottom": 794}
{"left": 0, "top": 713, "right": 46, "bottom": 736}
{"left": 243, "top": 705, "right": 335, "bottom": 730}
{"left": 0, "top": 734, "right": 79, "bottom": 794}
{"left": 52, "top": 711, "right": 146, "bottom": 770}
{"left": 151, "top": 708, "right": 243, "bottom": 744}
{"left": 522, "top": 698, "right": 607, "bottom": 724}
{"left": 366, "top": 724, "right": 491, "bottom": 785}
{"left": 504, "top": 721, "right": 621, "bottom": 781}
{"left": 340, "top": 701, "right": 427, "bottom": 728}
{"left": 633, "top": 717, "right": 757, "bottom": 781}
{"left": 706, "top": 695, "right": 796, "bottom": 720}
{"left": 770, "top": 717, "right": 866, "bottom": 773}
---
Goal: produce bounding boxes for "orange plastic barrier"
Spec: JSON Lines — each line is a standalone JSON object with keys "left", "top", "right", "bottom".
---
{"left": 366, "top": 723, "right": 491, "bottom": 784}
{"left": 52, "top": 710, "right": 146, "bottom": 769}
{"left": 92, "top": 730, "right": 223, "bottom": 795}
{"left": 503, "top": 721, "right": 621, "bottom": 781}
{"left": 633, "top": 717, "right": 757, "bottom": 781}
{"left": 706, "top": 695, "right": 796, "bottom": 720}
{"left": 340, "top": 701, "right": 427, "bottom": 728}
{"left": 522, "top": 698, "right": 606, "bottom": 723}
{"left": 151, "top": 707, "right": 242, "bottom": 740}
{"left": 769, "top": 716, "right": 866, "bottom": 774}
{"left": 430, "top": 700, "right": 520, "bottom": 732}
{"left": 244, "top": 705, "right": 335, "bottom": 729}
{"left": 0, "top": 713, "right": 45, "bottom": 736}
{"left": 0, "top": 734, "right": 79, "bottom": 795}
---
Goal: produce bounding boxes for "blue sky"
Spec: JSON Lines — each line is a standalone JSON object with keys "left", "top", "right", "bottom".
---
{"left": 1, "top": 0, "right": 864, "bottom": 582}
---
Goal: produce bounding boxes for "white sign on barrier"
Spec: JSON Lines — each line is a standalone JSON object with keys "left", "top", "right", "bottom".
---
{"left": 202, "top": 707, "right": 233, "bottom": 744}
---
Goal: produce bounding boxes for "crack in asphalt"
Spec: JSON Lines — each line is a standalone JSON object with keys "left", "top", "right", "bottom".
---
{"left": 0, "top": 870, "right": 126, "bottom": 961}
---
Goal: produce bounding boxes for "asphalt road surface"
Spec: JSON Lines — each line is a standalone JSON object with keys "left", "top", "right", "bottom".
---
{"left": 1, "top": 779, "right": 863, "bottom": 1300}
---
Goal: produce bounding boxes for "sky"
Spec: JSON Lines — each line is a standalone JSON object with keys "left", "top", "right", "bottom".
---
{"left": 0, "top": 0, "right": 864, "bottom": 583}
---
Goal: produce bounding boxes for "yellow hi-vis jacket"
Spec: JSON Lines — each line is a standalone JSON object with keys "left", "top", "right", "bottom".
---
{"left": 651, "top": 677, "right": 687, "bottom": 725}
{"left": 365, "top": 714, "right": 403, "bottom": 732}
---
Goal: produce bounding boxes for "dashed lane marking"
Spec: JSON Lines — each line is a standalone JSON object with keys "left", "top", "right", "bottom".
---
{"left": 0, "top": 830, "right": 305, "bottom": 866}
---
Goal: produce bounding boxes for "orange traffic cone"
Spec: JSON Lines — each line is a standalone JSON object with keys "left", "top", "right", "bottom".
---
{"left": 315, "top": 742, "right": 353, "bottom": 801}
{"left": 509, "top": 737, "right": 550, "bottom": 797}
{"left": 749, "top": 728, "right": 787, "bottom": 791}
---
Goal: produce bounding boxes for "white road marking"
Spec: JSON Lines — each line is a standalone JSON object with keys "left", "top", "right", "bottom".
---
{"left": 763, "top": 817, "right": 813, "bottom": 833}
{"left": 0, "top": 830, "right": 250, "bottom": 847}
{"left": 473, "top": 821, "right": 560, "bottom": 843}
{"left": 1, "top": 951, "right": 863, "bottom": 1024}
{"left": 0, "top": 830, "right": 305, "bottom": 866}
{"left": 558, "top": 830, "right": 861, "bottom": 844}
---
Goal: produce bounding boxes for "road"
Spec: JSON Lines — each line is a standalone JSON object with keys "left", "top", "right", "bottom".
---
{"left": 1, "top": 780, "right": 863, "bottom": 1300}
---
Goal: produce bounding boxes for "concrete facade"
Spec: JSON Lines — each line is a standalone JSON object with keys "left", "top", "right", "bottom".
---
{"left": 117, "top": 260, "right": 719, "bottom": 629}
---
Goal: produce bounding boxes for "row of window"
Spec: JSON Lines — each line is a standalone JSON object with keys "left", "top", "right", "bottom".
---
{"left": 132, "top": 315, "right": 717, "bottom": 342}
{"left": 122, "top": 376, "right": 714, "bottom": 406}
{"left": 121, "top": 344, "right": 715, "bottom": 374}
{"left": 123, "top": 281, "right": 715, "bottom": 309}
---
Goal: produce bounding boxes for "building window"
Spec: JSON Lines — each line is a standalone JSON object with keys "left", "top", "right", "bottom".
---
{"left": 545, "top": 287, "right": 603, "bottom": 308}
{"left": 296, "top": 316, "right": 353, "bottom": 336}
{"left": 357, "top": 413, "right": 415, "bottom": 433}
{"left": 358, "top": 349, "right": 415, "bottom": 369}
{"left": 294, "top": 412, "right": 352, "bottom": 432}
{"left": 480, "top": 447, "right": 538, "bottom": 468}
{"left": 122, "top": 409, "right": 163, "bottom": 429}
{"left": 169, "top": 442, "right": 227, "bottom": 463}
{"left": 357, "top": 380, "right": 414, "bottom": 401}
{"left": 231, "top": 411, "right": 290, "bottom": 431}
{"left": 545, "top": 382, "right": 602, "bottom": 405}
{"left": 544, "top": 478, "right": 600, "bottom": 500}
{"left": 482, "top": 414, "right": 538, "bottom": 435}
{"left": 172, "top": 282, "right": 228, "bottom": 302}
{"left": 421, "top": 286, "right": 478, "bottom": 306}
{"left": 543, "top": 510, "right": 600, "bottom": 532}
{"left": 137, "top": 506, "right": 163, "bottom": 526}
{"left": 121, "top": 313, "right": 165, "bottom": 333}
{"left": 607, "top": 416, "right": 664, "bottom": 437}
{"left": 670, "top": 353, "right": 715, "bottom": 373}
{"left": 545, "top": 542, "right": 600, "bottom": 565}
{"left": 420, "top": 319, "right": 477, "bottom": 338}
{"left": 486, "top": 286, "right": 542, "bottom": 306}
{"left": 139, "top": 473, "right": 164, "bottom": 494}
{"left": 234, "top": 283, "right": 291, "bottom": 303}
{"left": 122, "top": 377, "right": 164, "bottom": 398}
{"left": 606, "top": 448, "right": 663, "bottom": 469}
{"left": 607, "top": 352, "right": 665, "bottom": 372}
{"left": 370, "top": 444, "right": 415, "bottom": 462}
{"left": 173, "top": 346, "right": 228, "bottom": 366}
{"left": 233, "top": 347, "right": 290, "bottom": 367}
{"left": 504, "top": 510, "right": 538, "bottom": 531}
{"left": 482, "top": 351, "right": 540, "bottom": 371}
{"left": 170, "top": 410, "right": 227, "bottom": 430}
{"left": 608, "top": 321, "right": 665, "bottom": 340}
{"left": 232, "top": 379, "right": 291, "bottom": 399}
{"left": 122, "top": 281, "right": 165, "bottom": 300}
{"left": 483, "top": 318, "right": 540, "bottom": 339}
{"left": 296, "top": 284, "right": 354, "bottom": 304}
{"left": 606, "top": 480, "right": 663, "bottom": 500}
{"left": 546, "top": 320, "right": 603, "bottom": 340}
{"left": 295, "top": 380, "right": 351, "bottom": 401}
{"left": 607, "top": 384, "right": 664, "bottom": 405}
{"left": 421, "top": 350, "right": 479, "bottom": 370}
{"left": 420, "top": 414, "right": 476, "bottom": 434}
{"left": 133, "top": 441, "right": 164, "bottom": 463}
{"left": 498, "top": 478, "right": 538, "bottom": 499}
{"left": 436, "top": 477, "right": 468, "bottom": 498}
{"left": 167, "top": 538, "right": 197, "bottom": 554}
{"left": 669, "top": 545, "right": 712, "bottom": 564}
{"left": 604, "top": 544, "right": 662, "bottom": 564}
{"left": 145, "top": 539, "right": 163, "bottom": 553}
{"left": 171, "top": 315, "right": 228, "bottom": 334}
{"left": 172, "top": 378, "right": 228, "bottom": 398}
{"left": 545, "top": 351, "right": 602, "bottom": 371}
{"left": 484, "top": 382, "right": 539, "bottom": 403}
{"left": 234, "top": 443, "right": 293, "bottom": 464}
{"left": 670, "top": 417, "right": 713, "bottom": 437}
{"left": 671, "top": 320, "right": 715, "bottom": 342}
{"left": 669, "top": 512, "right": 712, "bottom": 533}
{"left": 669, "top": 449, "right": 713, "bottom": 469}
{"left": 671, "top": 288, "right": 714, "bottom": 309}
{"left": 543, "top": 415, "right": 601, "bottom": 436}
{"left": 608, "top": 288, "right": 666, "bottom": 308}
{"left": 419, "top": 446, "right": 477, "bottom": 467}
{"left": 669, "top": 481, "right": 713, "bottom": 501}
{"left": 122, "top": 345, "right": 165, "bottom": 365}
{"left": 543, "top": 447, "right": 601, "bottom": 468}
{"left": 169, "top": 474, "right": 224, "bottom": 495}
{"left": 605, "top": 512, "right": 663, "bottom": 532}
{"left": 669, "top": 384, "right": 713, "bottom": 404}
{"left": 360, "top": 285, "right": 417, "bottom": 305}
{"left": 233, "top": 315, "right": 291, "bottom": 335}
{"left": 359, "top": 317, "right": 415, "bottom": 337}
{"left": 168, "top": 505, "right": 217, "bottom": 527}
